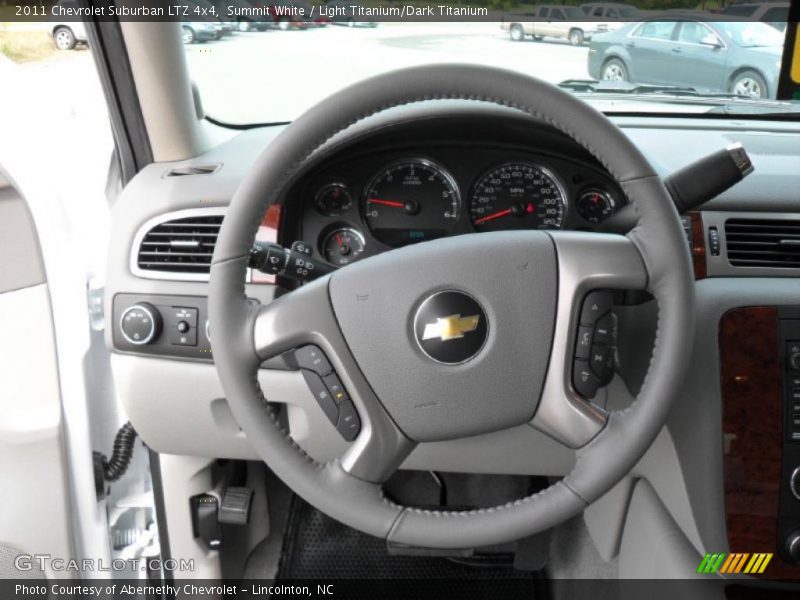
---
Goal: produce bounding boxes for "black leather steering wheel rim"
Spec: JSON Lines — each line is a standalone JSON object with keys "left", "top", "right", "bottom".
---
{"left": 209, "top": 64, "right": 695, "bottom": 549}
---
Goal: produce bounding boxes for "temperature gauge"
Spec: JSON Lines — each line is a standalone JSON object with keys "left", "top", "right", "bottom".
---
{"left": 322, "top": 228, "right": 365, "bottom": 266}
{"left": 576, "top": 189, "right": 616, "bottom": 224}
{"left": 314, "top": 183, "right": 352, "bottom": 217}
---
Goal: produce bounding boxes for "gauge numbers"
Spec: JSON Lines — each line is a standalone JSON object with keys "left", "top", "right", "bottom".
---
{"left": 470, "top": 163, "right": 567, "bottom": 231}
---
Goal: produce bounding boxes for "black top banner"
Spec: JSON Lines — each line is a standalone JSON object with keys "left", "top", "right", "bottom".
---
{"left": 3, "top": 0, "right": 798, "bottom": 23}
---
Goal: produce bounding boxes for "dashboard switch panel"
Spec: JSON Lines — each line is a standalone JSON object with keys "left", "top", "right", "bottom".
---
{"left": 113, "top": 294, "right": 212, "bottom": 360}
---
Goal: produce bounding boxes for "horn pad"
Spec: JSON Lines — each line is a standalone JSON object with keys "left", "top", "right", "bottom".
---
{"left": 329, "top": 231, "right": 557, "bottom": 442}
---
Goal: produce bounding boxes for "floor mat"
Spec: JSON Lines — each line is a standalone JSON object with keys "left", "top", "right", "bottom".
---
{"left": 276, "top": 496, "right": 544, "bottom": 598}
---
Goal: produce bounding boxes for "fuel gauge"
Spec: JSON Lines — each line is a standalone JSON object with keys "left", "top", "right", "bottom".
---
{"left": 322, "top": 227, "right": 365, "bottom": 266}
{"left": 576, "top": 189, "right": 616, "bottom": 224}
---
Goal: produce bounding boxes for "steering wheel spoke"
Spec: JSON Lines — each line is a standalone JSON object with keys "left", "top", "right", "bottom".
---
{"left": 531, "top": 232, "right": 648, "bottom": 448}
{"left": 253, "top": 277, "right": 415, "bottom": 483}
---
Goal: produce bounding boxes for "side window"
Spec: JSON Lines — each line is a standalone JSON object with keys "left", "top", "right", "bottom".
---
{"left": 551, "top": 8, "right": 565, "bottom": 20}
{"left": 634, "top": 21, "right": 676, "bottom": 41}
{"left": 539, "top": 7, "right": 549, "bottom": 18}
{"left": 677, "top": 22, "right": 709, "bottom": 44}
{"left": 608, "top": 9, "right": 619, "bottom": 18}
{"left": 593, "top": 7, "right": 604, "bottom": 17}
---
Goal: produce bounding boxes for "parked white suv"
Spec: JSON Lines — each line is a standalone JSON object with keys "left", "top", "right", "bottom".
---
{"left": 52, "top": 0, "right": 88, "bottom": 50}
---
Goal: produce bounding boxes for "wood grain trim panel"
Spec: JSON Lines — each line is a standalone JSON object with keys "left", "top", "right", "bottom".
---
{"left": 720, "top": 306, "right": 791, "bottom": 578}
{"left": 688, "top": 211, "right": 706, "bottom": 280}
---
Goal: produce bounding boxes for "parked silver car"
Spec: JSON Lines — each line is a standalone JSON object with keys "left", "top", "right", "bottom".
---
{"left": 588, "top": 16, "right": 785, "bottom": 99}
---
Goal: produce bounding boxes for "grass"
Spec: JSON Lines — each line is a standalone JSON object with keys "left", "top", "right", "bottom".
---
{"left": 0, "top": 30, "right": 56, "bottom": 63}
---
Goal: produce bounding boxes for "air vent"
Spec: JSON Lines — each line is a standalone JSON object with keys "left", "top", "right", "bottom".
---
{"left": 165, "top": 164, "right": 220, "bottom": 177}
{"left": 726, "top": 218, "right": 800, "bottom": 269}
{"left": 136, "top": 213, "right": 224, "bottom": 277}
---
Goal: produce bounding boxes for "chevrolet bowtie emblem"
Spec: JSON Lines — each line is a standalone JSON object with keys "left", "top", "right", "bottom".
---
{"left": 422, "top": 314, "right": 481, "bottom": 342}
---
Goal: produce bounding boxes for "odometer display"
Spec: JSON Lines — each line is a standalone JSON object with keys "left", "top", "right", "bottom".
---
{"left": 470, "top": 163, "right": 566, "bottom": 231}
{"left": 363, "top": 159, "right": 460, "bottom": 247}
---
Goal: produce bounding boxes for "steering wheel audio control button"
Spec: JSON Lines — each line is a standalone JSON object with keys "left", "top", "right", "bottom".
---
{"left": 300, "top": 370, "right": 339, "bottom": 425}
{"left": 573, "top": 359, "right": 600, "bottom": 399}
{"left": 580, "top": 291, "right": 613, "bottom": 326}
{"left": 593, "top": 313, "right": 616, "bottom": 346}
{"left": 336, "top": 401, "right": 361, "bottom": 441}
{"left": 575, "top": 326, "right": 594, "bottom": 359}
{"left": 589, "top": 344, "right": 610, "bottom": 378}
{"left": 294, "top": 345, "right": 333, "bottom": 376}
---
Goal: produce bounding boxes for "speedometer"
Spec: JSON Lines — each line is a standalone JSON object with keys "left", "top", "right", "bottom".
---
{"left": 362, "top": 159, "right": 459, "bottom": 247}
{"left": 470, "top": 163, "right": 567, "bottom": 231}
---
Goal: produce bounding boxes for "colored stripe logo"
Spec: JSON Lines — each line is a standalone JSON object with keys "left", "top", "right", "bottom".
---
{"left": 697, "top": 552, "right": 772, "bottom": 574}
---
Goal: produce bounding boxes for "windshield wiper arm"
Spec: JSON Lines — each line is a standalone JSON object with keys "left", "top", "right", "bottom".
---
{"left": 557, "top": 79, "right": 743, "bottom": 99}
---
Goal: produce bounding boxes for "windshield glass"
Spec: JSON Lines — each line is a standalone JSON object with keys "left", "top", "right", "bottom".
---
{"left": 182, "top": 16, "right": 795, "bottom": 125}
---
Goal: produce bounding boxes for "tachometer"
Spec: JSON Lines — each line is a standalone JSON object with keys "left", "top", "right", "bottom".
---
{"left": 362, "top": 159, "right": 460, "bottom": 247}
{"left": 470, "top": 163, "right": 566, "bottom": 231}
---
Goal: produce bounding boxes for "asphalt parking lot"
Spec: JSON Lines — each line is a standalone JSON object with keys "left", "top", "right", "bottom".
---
{"left": 183, "top": 22, "right": 591, "bottom": 124}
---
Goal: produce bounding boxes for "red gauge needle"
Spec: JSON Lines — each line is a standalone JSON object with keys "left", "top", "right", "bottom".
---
{"left": 474, "top": 208, "right": 512, "bottom": 225}
{"left": 336, "top": 233, "right": 343, "bottom": 245}
{"left": 368, "top": 198, "right": 405, "bottom": 208}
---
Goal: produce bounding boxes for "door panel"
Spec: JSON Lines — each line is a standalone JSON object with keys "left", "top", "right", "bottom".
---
{"left": 0, "top": 179, "right": 74, "bottom": 579}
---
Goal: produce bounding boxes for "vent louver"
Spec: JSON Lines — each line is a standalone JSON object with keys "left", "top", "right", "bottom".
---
{"left": 165, "top": 164, "right": 220, "bottom": 177}
{"left": 726, "top": 218, "right": 800, "bottom": 269}
{"left": 136, "top": 214, "right": 224, "bottom": 275}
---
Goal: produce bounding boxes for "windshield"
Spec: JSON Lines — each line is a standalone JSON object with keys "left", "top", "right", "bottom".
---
{"left": 182, "top": 17, "right": 795, "bottom": 125}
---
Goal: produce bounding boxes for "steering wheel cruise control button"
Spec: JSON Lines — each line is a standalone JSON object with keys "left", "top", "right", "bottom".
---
{"left": 336, "top": 401, "right": 361, "bottom": 441}
{"left": 300, "top": 370, "right": 339, "bottom": 425}
{"left": 573, "top": 360, "right": 601, "bottom": 399}
{"left": 294, "top": 345, "right": 333, "bottom": 376}
{"left": 322, "top": 373, "right": 350, "bottom": 404}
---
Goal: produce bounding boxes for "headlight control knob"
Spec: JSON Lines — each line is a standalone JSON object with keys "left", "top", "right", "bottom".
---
{"left": 120, "top": 303, "right": 162, "bottom": 345}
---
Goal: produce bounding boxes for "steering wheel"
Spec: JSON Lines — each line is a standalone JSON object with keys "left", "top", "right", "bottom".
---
{"left": 209, "top": 64, "right": 694, "bottom": 549}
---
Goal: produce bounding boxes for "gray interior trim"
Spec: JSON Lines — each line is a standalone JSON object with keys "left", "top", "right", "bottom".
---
{"left": 0, "top": 185, "right": 46, "bottom": 293}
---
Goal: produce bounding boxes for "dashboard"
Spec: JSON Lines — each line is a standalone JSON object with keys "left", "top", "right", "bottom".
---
{"left": 106, "top": 106, "right": 800, "bottom": 577}
{"left": 284, "top": 116, "right": 626, "bottom": 267}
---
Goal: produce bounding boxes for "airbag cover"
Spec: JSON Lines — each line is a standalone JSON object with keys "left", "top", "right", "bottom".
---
{"left": 329, "top": 231, "right": 557, "bottom": 442}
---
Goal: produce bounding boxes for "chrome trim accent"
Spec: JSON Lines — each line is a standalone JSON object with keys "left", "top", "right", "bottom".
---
{"left": 362, "top": 157, "right": 461, "bottom": 242}
{"left": 469, "top": 161, "right": 569, "bottom": 231}
{"left": 791, "top": 466, "right": 800, "bottom": 502}
{"left": 129, "top": 207, "right": 252, "bottom": 283}
{"left": 411, "top": 289, "right": 489, "bottom": 366}
{"left": 119, "top": 304, "right": 157, "bottom": 346}
{"left": 726, "top": 142, "right": 754, "bottom": 178}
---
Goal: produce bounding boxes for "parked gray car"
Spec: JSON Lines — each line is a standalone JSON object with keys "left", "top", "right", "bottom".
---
{"left": 588, "top": 16, "right": 785, "bottom": 99}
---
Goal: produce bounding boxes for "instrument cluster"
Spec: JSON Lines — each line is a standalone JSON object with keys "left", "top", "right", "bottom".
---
{"left": 296, "top": 147, "right": 626, "bottom": 266}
